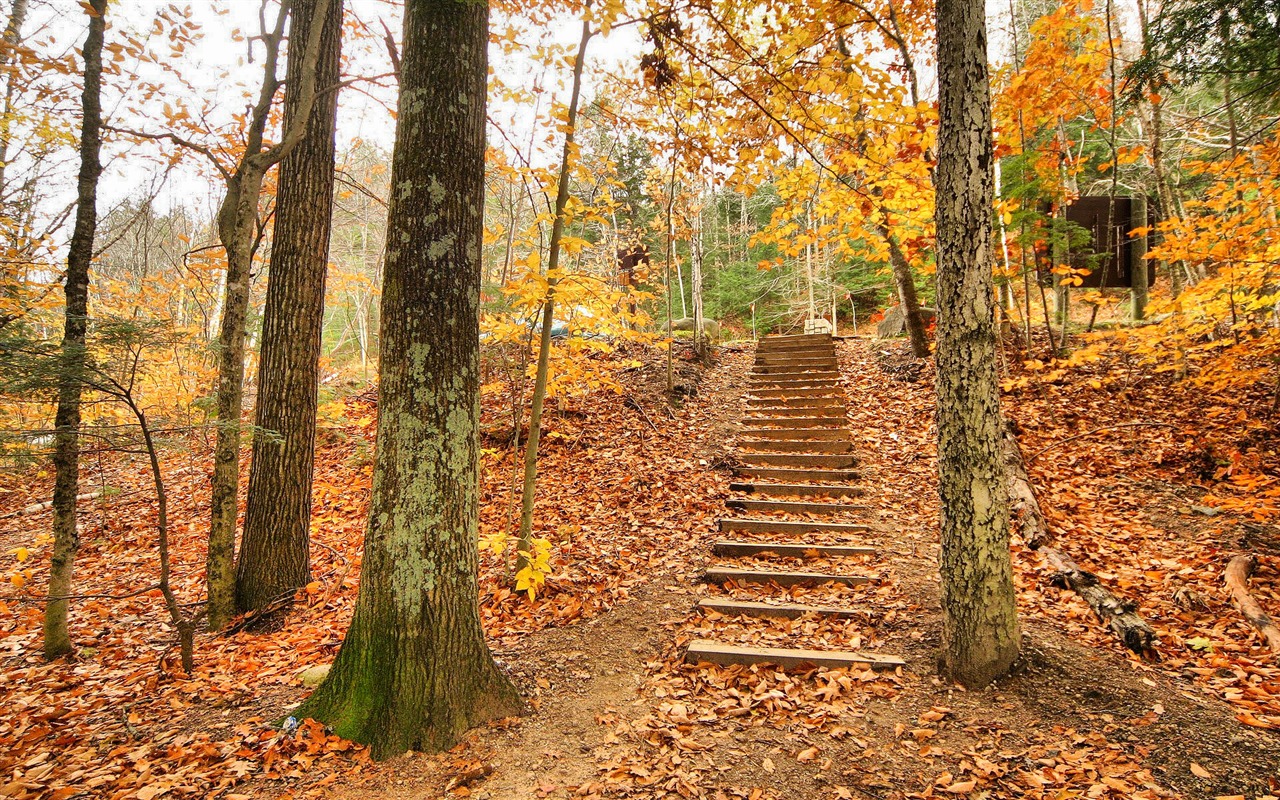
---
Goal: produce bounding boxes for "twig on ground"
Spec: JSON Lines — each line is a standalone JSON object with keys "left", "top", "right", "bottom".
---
{"left": 1027, "top": 422, "right": 1177, "bottom": 464}
{"left": 625, "top": 395, "right": 658, "bottom": 432}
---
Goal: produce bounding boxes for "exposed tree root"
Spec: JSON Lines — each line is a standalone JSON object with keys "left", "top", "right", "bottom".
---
{"left": 1225, "top": 553, "right": 1280, "bottom": 657}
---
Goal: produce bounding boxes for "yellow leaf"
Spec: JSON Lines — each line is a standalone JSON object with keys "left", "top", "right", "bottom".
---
{"left": 15, "top": 547, "right": 29, "bottom": 563}
{"left": 11, "top": 573, "right": 25, "bottom": 589}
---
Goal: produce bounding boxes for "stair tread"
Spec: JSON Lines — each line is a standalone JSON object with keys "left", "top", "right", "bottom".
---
{"left": 685, "top": 639, "right": 903, "bottom": 670}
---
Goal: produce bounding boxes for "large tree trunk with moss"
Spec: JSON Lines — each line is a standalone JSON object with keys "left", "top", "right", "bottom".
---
{"left": 237, "top": 0, "right": 343, "bottom": 614}
{"left": 296, "top": 0, "right": 522, "bottom": 759}
{"left": 44, "top": 0, "right": 105, "bottom": 660}
{"left": 933, "top": 0, "right": 1020, "bottom": 687}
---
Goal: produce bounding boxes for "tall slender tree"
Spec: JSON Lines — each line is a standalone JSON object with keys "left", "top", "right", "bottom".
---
{"left": 933, "top": 0, "right": 1021, "bottom": 686}
{"left": 296, "top": 0, "right": 522, "bottom": 758}
{"left": 517, "top": 18, "right": 592, "bottom": 575}
{"left": 0, "top": 0, "right": 29, "bottom": 201}
{"left": 204, "top": 0, "right": 332, "bottom": 630}
{"left": 44, "top": 0, "right": 106, "bottom": 660}
{"left": 236, "top": 0, "right": 344, "bottom": 614}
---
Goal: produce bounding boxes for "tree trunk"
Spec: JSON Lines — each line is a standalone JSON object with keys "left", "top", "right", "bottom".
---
{"left": 296, "top": 0, "right": 521, "bottom": 758}
{"left": 207, "top": 170, "right": 262, "bottom": 629}
{"left": 0, "top": 0, "right": 29, "bottom": 202}
{"left": 1130, "top": 195, "right": 1148, "bottom": 321}
{"left": 880, "top": 221, "right": 930, "bottom": 357}
{"left": 516, "top": 19, "right": 591, "bottom": 574}
{"left": 237, "top": 0, "right": 344, "bottom": 614}
{"left": 933, "top": 0, "right": 1020, "bottom": 687}
{"left": 206, "top": 0, "right": 333, "bottom": 630}
{"left": 44, "top": 0, "right": 105, "bottom": 661}
{"left": 691, "top": 198, "right": 705, "bottom": 355}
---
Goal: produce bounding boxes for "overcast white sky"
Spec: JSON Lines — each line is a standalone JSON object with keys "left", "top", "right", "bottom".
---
{"left": 38, "top": 0, "right": 1086, "bottom": 239}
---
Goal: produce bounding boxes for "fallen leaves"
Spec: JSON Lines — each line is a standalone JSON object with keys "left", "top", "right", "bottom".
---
{"left": 0, "top": 344, "right": 725, "bottom": 799}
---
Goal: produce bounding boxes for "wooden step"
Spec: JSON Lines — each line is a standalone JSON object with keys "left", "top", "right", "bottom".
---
{"left": 747, "top": 387, "right": 841, "bottom": 399}
{"left": 756, "top": 350, "right": 836, "bottom": 361}
{"left": 746, "top": 399, "right": 844, "bottom": 411}
{"left": 725, "top": 498, "right": 868, "bottom": 515}
{"left": 744, "top": 397, "right": 842, "bottom": 407}
{"left": 733, "top": 467, "right": 862, "bottom": 482}
{"left": 685, "top": 640, "right": 903, "bottom": 670}
{"left": 712, "top": 540, "right": 875, "bottom": 557}
{"left": 738, "top": 453, "right": 857, "bottom": 468}
{"left": 755, "top": 351, "right": 836, "bottom": 360}
{"left": 740, "top": 417, "right": 846, "bottom": 428}
{"left": 730, "top": 481, "right": 864, "bottom": 498}
{"left": 756, "top": 333, "right": 832, "bottom": 345}
{"left": 739, "top": 439, "right": 853, "bottom": 454}
{"left": 756, "top": 340, "right": 832, "bottom": 351}
{"left": 741, "top": 407, "right": 845, "bottom": 419}
{"left": 718, "top": 517, "right": 871, "bottom": 534}
{"left": 748, "top": 377, "right": 839, "bottom": 388}
{"left": 738, "top": 428, "right": 851, "bottom": 441}
{"left": 751, "top": 362, "right": 836, "bottom": 370}
{"left": 704, "top": 566, "right": 872, "bottom": 587}
{"left": 750, "top": 368, "right": 839, "bottom": 379}
{"left": 755, "top": 337, "right": 833, "bottom": 348}
{"left": 754, "top": 360, "right": 838, "bottom": 371}
{"left": 697, "top": 598, "right": 864, "bottom": 620}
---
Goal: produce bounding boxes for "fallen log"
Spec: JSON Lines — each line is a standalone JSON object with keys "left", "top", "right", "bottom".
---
{"left": 1225, "top": 553, "right": 1280, "bottom": 656}
{"left": 1003, "top": 425, "right": 1051, "bottom": 550}
{"left": 1, "top": 491, "right": 103, "bottom": 519}
{"left": 1003, "top": 422, "right": 1159, "bottom": 658}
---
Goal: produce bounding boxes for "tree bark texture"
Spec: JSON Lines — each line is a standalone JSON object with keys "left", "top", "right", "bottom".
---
{"left": 44, "top": 0, "right": 105, "bottom": 660}
{"left": 206, "top": 0, "right": 332, "bottom": 630}
{"left": 0, "top": 0, "right": 29, "bottom": 202}
{"left": 880, "top": 221, "right": 930, "bottom": 358}
{"left": 933, "top": 0, "right": 1021, "bottom": 687}
{"left": 207, "top": 163, "right": 265, "bottom": 630}
{"left": 296, "top": 0, "right": 522, "bottom": 758}
{"left": 237, "top": 0, "right": 344, "bottom": 614}
{"left": 1129, "top": 195, "right": 1148, "bottom": 321}
{"left": 1002, "top": 423, "right": 1158, "bottom": 657}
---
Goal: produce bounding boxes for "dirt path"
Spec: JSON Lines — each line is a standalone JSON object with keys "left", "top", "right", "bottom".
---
{"left": 323, "top": 338, "right": 1280, "bottom": 800}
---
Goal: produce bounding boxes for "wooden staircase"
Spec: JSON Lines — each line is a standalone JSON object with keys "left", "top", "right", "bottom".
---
{"left": 684, "top": 332, "right": 904, "bottom": 672}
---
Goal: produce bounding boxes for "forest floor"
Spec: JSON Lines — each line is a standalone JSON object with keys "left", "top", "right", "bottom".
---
{"left": 2, "top": 335, "right": 1279, "bottom": 799}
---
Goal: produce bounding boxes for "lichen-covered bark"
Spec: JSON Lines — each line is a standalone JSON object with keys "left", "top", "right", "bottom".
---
{"left": 296, "top": 0, "right": 522, "bottom": 759}
{"left": 45, "top": 0, "right": 105, "bottom": 660}
{"left": 206, "top": 164, "right": 263, "bottom": 631}
{"left": 237, "top": 0, "right": 344, "bottom": 613}
{"left": 933, "top": 0, "right": 1021, "bottom": 687}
